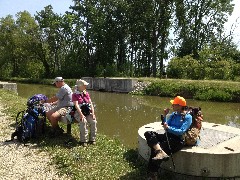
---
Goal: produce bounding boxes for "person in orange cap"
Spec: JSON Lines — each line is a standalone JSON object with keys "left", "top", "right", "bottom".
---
{"left": 144, "top": 96, "right": 192, "bottom": 179}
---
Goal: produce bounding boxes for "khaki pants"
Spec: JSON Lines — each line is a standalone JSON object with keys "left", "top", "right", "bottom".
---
{"left": 74, "top": 113, "right": 97, "bottom": 143}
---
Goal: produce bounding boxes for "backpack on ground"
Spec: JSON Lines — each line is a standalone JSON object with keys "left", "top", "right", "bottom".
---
{"left": 10, "top": 94, "right": 47, "bottom": 144}
{"left": 183, "top": 107, "right": 203, "bottom": 146}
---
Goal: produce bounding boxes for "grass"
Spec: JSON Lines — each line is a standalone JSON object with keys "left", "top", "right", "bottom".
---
{"left": 135, "top": 78, "right": 240, "bottom": 102}
{"left": 0, "top": 89, "right": 149, "bottom": 179}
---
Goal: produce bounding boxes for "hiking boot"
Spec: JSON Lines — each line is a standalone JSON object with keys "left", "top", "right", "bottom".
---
{"left": 147, "top": 172, "right": 158, "bottom": 180}
{"left": 89, "top": 141, "right": 96, "bottom": 145}
{"left": 56, "top": 126, "right": 64, "bottom": 133}
{"left": 80, "top": 142, "right": 87, "bottom": 147}
{"left": 48, "top": 129, "right": 56, "bottom": 138}
{"left": 152, "top": 149, "right": 169, "bottom": 161}
{"left": 48, "top": 127, "right": 64, "bottom": 138}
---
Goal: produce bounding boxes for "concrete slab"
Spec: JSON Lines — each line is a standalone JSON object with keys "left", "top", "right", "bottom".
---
{"left": 0, "top": 81, "right": 17, "bottom": 93}
{"left": 81, "top": 77, "right": 138, "bottom": 93}
{"left": 138, "top": 122, "right": 240, "bottom": 178}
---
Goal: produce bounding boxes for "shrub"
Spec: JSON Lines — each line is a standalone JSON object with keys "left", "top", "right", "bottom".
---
{"left": 140, "top": 79, "right": 240, "bottom": 102}
{"left": 194, "top": 89, "right": 232, "bottom": 102}
{"left": 167, "top": 55, "right": 205, "bottom": 80}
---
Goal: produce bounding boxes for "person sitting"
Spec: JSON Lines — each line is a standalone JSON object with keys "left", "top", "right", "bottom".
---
{"left": 144, "top": 96, "right": 192, "bottom": 180}
{"left": 43, "top": 77, "right": 73, "bottom": 137}
{"left": 72, "top": 79, "right": 97, "bottom": 147}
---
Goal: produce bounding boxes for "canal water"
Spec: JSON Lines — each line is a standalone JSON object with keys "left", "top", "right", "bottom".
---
{"left": 17, "top": 83, "right": 240, "bottom": 148}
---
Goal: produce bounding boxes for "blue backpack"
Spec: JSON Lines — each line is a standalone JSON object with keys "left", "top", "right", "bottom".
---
{"left": 27, "top": 94, "right": 48, "bottom": 107}
{"left": 10, "top": 94, "right": 47, "bottom": 144}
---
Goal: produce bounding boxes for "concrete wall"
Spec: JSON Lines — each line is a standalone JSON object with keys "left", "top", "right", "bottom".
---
{"left": 138, "top": 122, "right": 240, "bottom": 178}
{"left": 82, "top": 77, "right": 138, "bottom": 93}
{"left": 0, "top": 82, "right": 17, "bottom": 94}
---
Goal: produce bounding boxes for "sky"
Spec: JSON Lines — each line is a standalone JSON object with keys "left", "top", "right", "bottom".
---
{"left": 0, "top": 0, "right": 239, "bottom": 48}
{"left": 0, "top": 0, "right": 73, "bottom": 17}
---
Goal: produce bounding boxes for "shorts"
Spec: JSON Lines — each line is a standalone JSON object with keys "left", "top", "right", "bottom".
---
{"left": 49, "top": 106, "right": 69, "bottom": 116}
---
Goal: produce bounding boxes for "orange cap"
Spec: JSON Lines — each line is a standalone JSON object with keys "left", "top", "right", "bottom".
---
{"left": 170, "top": 96, "right": 186, "bottom": 106}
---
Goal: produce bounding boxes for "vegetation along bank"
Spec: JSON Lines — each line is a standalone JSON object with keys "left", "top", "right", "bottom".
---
{"left": 134, "top": 78, "right": 240, "bottom": 103}
{"left": 2, "top": 77, "right": 240, "bottom": 103}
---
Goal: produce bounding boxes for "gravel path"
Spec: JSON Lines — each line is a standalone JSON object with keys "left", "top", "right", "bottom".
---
{"left": 0, "top": 104, "right": 70, "bottom": 180}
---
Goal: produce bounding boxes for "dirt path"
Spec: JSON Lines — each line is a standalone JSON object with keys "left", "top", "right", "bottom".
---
{"left": 0, "top": 104, "right": 69, "bottom": 180}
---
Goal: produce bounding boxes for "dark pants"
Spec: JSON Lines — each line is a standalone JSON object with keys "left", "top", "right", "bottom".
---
{"left": 144, "top": 131, "right": 184, "bottom": 172}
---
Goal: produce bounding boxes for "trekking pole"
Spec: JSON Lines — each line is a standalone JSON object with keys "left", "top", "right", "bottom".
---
{"left": 161, "top": 114, "right": 176, "bottom": 172}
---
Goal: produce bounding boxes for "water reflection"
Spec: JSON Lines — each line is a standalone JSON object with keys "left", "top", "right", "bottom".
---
{"left": 17, "top": 83, "right": 240, "bottom": 148}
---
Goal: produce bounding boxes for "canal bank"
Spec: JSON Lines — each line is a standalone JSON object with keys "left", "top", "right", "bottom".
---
{"left": 2, "top": 77, "right": 240, "bottom": 102}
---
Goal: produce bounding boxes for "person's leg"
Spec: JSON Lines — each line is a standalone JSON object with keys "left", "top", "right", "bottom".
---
{"left": 160, "top": 133, "right": 185, "bottom": 155}
{"left": 148, "top": 147, "right": 162, "bottom": 172}
{"left": 48, "top": 111, "right": 61, "bottom": 128}
{"left": 79, "top": 118, "right": 88, "bottom": 143}
{"left": 46, "top": 107, "right": 61, "bottom": 128}
{"left": 46, "top": 107, "right": 66, "bottom": 137}
{"left": 144, "top": 131, "right": 169, "bottom": 160}
{"left": 144, "top": 131, "right": 168, "bottom": 179}
{"left": 86, "top": 114, "right": 97, "bottom": 143}
{"left": 74, "top": 112, "right": 88, "bottom": 146}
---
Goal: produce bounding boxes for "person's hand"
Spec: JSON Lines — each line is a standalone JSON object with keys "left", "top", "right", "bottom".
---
{"left": 92, "top": 113, "right": 96, "bottom": 120}
{"left": 163, "top": 108, "right": 170, "bottom": 116}
{"left": 80, "top": 114, "right": 86, "bottom": 122}
{"left": 40, "top": 100, "right": 46, "bottom": 104}
{"left": 163, "top": 122, "right": 168, "bottom": 130}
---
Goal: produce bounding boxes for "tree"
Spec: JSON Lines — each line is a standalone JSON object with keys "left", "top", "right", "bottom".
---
{"left": 174, "top": 0, "right": 234, "bottom": 59}
{"left": 35, "top": 5, "right": 64, "bottom": 77}
{"left": 0, "top": 15, "right": 17, "bottom": 77}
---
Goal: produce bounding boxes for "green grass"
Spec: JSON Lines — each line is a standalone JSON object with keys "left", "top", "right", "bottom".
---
{"left": 135, "top": 78, "right": 240, "bottom": 102}
{"left": 0, "top": 89, "right": 149, "bottom": 179}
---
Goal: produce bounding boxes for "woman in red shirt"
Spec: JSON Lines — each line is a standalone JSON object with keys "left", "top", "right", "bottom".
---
{"left": 72, "top": 79, "right": 97, "bottom": 147}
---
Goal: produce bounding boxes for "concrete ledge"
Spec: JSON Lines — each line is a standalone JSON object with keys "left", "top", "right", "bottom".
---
{"left": 0, "top": 81, "right": 17, "bottom": 93}
{"left": 138, "top": 122, "right": 240, "bottom": 178}
{"left": 82, "top": 77, "right": 138, "bottom": 93}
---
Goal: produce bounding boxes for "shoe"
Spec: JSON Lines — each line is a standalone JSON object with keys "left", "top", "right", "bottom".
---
{"left": 48, "top": 127, "right": 64, "bottom": 138}
{"left": 147, "top": 172, "right": 158, "bottom": 180}
{"left": 152, "top": 149, "right": 169, "bottom": 161}
{"left": 56, "top": 127, "right": 64, "bottom": 133}
{"left": 48, "top": 129, "right": 56, "bottom": 138}
{"left": 89, "top": 141, "right": 96, "bottom": 145}
{"left": 80, "top": 142, "right": 87, "bottom": 147}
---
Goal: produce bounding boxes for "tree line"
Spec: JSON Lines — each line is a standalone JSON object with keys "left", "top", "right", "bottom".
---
{"left": 0, "top": 0, "right": 239, "bottom": 80}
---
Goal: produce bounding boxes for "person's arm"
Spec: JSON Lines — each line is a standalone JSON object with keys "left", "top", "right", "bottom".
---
{"left": 89, "top": 99, "right": 96, "bottom": 119}
{"left": 45, "top": 96, "right": 58, "bottom": 103}
{"left": 167, "top": 115, "right": 192, "bottom": 136}
{"left": 41, "top": 96, "right": 58, "bottom": 104}
{"left": 73, "top": 100, "right": 85, "bottom": 121}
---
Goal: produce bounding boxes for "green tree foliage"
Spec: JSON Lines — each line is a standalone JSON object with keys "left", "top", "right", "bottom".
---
{"left": 173, "top": 0, "right": 234, "bottom": 59}
{"left": 167, "top": 54, "right": 239, "bottom": 80}
{"left": 0, "top": 0, "right": 239, "bottom": 80}
{"left": 0, "top": 12, "right": 45, "bottom": 78}
{"left": 167, "top": 55, "right": 204, "bottom": 79}
{"left": 35, "top": 5, "right": 65, "bottom": 77}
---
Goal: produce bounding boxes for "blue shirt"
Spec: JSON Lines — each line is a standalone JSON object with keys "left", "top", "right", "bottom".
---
{"left": 165, "top": 112, "right": 192, "bottom": 136}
